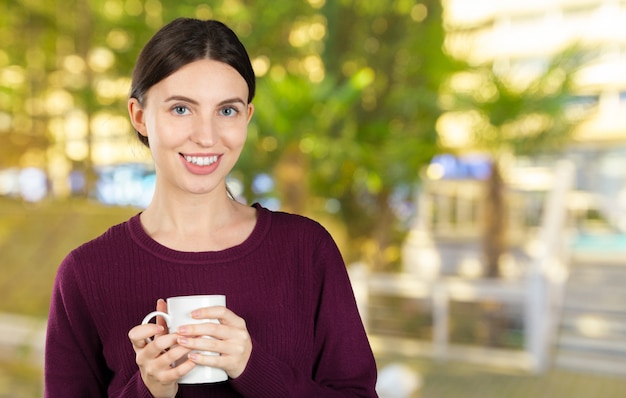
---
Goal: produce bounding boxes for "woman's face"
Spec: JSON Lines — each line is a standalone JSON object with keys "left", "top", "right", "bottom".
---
{"left": 129, "top": 59, "right": 254, "bottom": 197}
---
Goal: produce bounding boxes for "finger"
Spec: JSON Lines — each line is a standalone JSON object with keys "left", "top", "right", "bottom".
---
{"left": 152, "top": 343, "right": 193, "bottom": 367}
{"left": 164, "top": 357, "right": 197, "bottom": 381}
{"left": 191, "top": 305, "right": 227, "bottom": 320}
{"left": 176, "top": 321, "right": 219, "bottom": 338}
{"left": 178, "top": 320, "right": 247, "bottom": 344}
{"left": 188, "top": 351, "right": 221, "bottom": 367}
{"left": 191, "top": 306, "right": 245, "bottom": 328}
{"left": 156, "top": 299, "right": 168, "bottom": 336}
{"left": 206, "top": 323, "right": 248, "bottom": 342}
{"left": 177, "top": 327, "right": 250, "bottom": 360}
{"left": 149, "top": 333, "right": 181, "bottom": 354}
{"left": 141, "top": 348, "right": 196, "bottom": 384}
{"left": 134, "top": 333, "right": 182, "bottom": 369}
{"left": 128, "top": 324, "right": 165, "bottom": 349}
{"left": 187, "top": 340, "right": 249, "bottom": 379}
{"left": 177, "top": 335, "right": 219, "bottom": 352}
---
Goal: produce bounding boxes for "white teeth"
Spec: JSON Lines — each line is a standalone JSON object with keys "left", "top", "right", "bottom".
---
{"left": 184, "top": 155, "right": 218, "bottom": 166}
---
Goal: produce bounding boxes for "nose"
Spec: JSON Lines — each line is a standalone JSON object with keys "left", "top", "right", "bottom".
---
{"left": 190, "top": 117, "right": 217, "bottom": 147}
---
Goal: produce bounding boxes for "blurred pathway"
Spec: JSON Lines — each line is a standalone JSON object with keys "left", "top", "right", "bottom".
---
{"left": 376, "top": 355, "right": 626, "bottom": 398}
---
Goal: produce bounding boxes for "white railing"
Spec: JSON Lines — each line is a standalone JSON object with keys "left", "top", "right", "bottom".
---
{"left": 525, "top": 160, "right": 574, "bottom": 372}
{"left": 350, "top": 160, "right": 575, "bottom": 373}
{"left": 350, "top": 269, "right": 534, "bottom": 369}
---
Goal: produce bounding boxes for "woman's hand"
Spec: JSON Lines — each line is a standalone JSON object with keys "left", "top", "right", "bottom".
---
{"left": 128, "top": 299, "right": 195, "bottom": 398}
{"left": 176, "top": 306, "right": 252, "bottom": 379}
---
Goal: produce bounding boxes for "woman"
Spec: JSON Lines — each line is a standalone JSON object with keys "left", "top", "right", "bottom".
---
{"left": 45, "top": 18, "right": 378, "bottom": 397}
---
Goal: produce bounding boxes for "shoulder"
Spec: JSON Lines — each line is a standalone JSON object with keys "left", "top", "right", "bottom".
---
{"left": 61, "top": 214, "right": 138, "bottom": 268}
{"left": 254, "top": 203, "right": 329, "bottom": 239}
{"left": 53, "top": 214, "right": 138, "bottom": 295}
{"left": 252, "top": 203, "right": 343, "bottom": 265}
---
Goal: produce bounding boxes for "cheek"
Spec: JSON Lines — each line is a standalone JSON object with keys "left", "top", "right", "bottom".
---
{"left": 223, "top": 124, "right": 248, "bottom": 148}
{"left": 232, "top": 132, "right": 248, "bottom": 148}
{"left": 148, "top": 118, "right": 188, "bottom": 148}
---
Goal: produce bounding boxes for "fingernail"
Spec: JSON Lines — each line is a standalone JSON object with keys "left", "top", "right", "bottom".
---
{"left": 178, "top": 326, "right": 187, "bottom": 334}
{"left": 189, "top": 353, "right": 198, "bottom": 361}
{"left": 191, "top": 310, "right": 200, "bottom": 318}
{"left": 178, "top": 337, "right": 188, "bottom": 345}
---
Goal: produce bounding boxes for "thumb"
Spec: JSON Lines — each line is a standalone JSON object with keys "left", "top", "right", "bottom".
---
{"left": 156, "top": 298, "right": 168, "bottom": 333}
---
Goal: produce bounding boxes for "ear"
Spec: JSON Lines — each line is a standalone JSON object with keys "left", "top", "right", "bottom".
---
{"left": 128, "top": 98, "right": 147, "bottom": 138}
{"left": 246, "top": 103, "right": 255, "bottom": 124}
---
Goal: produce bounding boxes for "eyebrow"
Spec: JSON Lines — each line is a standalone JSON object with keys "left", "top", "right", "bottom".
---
{"left": 164, "top": 95, "right": 247, "bottom": 107}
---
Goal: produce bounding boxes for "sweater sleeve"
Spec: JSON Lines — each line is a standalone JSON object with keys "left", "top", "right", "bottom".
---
{"left": 230, "top": 229, "right": 378, "bottom": 397}
{"left": 45, "top": 251, "right": 109, "bottom": 397}
{"left": 44, "top": 252, "right": 152, "bottom": 398}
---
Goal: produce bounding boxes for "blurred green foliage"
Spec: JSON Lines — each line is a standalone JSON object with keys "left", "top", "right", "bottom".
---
{"left": 0, "top": 0, "right": 460, "bottom": 269}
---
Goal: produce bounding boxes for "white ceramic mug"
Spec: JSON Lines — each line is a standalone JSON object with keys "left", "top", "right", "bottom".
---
{"left": 141, "top": 295, "right": 228, "bottom": 384}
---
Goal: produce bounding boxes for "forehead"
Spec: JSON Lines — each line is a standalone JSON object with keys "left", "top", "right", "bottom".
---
{"left": 148, "top": 59, "right": 249, "bottom": 102}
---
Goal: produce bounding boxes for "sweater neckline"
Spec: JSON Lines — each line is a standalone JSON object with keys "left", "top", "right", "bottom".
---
{"left": 127, "top": 202, "right": 269, "bottom": 264}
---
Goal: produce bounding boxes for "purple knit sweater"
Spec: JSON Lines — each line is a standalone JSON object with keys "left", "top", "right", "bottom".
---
{"left": 45, "top": 203, "right": 377, "bottom": 397}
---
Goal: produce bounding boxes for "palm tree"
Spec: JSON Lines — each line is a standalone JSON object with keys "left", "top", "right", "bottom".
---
{"left": 446, "top": 47, "right": 585, "bottom": 278}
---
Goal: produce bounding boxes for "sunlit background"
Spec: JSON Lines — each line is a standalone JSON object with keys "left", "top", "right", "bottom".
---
{"left": 1, "top": 0, "right": 626, "bottom": 397}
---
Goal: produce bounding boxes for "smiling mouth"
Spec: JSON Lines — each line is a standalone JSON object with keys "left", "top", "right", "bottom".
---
{"left": 183, "top": 154, "right": 219, "bottom": 166}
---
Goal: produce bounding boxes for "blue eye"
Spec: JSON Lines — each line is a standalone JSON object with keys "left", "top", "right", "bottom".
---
{"left": 173, "top": 106, "right": 189, "bottom": 115}
{"left": 220, "top": 107, "right": 238, "bottom": 117}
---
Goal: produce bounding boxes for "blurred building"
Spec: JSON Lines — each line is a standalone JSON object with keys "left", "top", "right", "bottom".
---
{"left": 440, "top": 0, "right": 626, "bottom": 230}
{"left": 442, "top": 0, "right": 626, "bottom": 144}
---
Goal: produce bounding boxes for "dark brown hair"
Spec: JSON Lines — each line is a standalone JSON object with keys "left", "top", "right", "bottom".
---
{"left": 130, "top": 18, "right": 256, "bottom": 147}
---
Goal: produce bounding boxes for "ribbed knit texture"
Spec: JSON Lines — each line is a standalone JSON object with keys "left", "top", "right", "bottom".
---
{"left": 44, "top": 203, "right": 378, "bottom": 397}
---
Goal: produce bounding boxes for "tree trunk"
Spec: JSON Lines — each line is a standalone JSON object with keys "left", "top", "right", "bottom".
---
{"left": 274, "top": 143, "right": 308, "bottom": 215}
{"left": 481, "top": 160, "right": 507, "bottom": 346}
{"left": 370, "top": 189, "right": 395, "bottom": 271}
{"left": 483, "top": 160, "right": 506, "bottom": 278}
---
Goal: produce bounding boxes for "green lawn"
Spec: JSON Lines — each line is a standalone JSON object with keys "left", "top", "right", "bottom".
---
{"left": 0, "top": 198, "right": 139, "bottom": 317}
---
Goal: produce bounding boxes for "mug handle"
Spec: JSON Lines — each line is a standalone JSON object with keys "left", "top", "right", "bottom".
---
{"left": 141, "top": 311, "right": 171, "bottom": 344}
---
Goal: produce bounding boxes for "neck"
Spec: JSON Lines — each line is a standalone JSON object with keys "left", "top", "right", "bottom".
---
{"left": 142, "top": 185, "right": 239, "bottom": 237}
